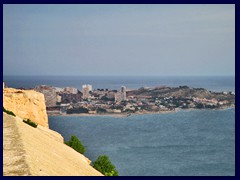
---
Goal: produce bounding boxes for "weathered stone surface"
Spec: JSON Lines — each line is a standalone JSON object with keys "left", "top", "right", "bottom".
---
{"left": 3, "top": 113, "right": 103, "bottom": 176}
{"left": 3, "top": 88, "right": 48, "bottom": 127}
{"left": 3, "top": 113, "right": 31, "bottom": 176}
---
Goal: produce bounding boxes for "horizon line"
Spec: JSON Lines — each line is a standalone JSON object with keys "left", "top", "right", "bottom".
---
{"left": 3, "top": 74, "right": 235, "bottom": 77}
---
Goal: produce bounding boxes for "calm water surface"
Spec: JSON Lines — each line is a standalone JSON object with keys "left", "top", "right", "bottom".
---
{"left": 3, "top": 75, "right": 235, "bottom": 92}
{"left": 49, "top": 109, "right": 235, "bottom": 176}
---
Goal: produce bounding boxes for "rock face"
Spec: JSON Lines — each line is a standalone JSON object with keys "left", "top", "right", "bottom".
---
{"left": 3, "top": 87, "right": 102, "bottom": 176}
{"left": 3, "top": 88, "right": 49, "bottom": 127}
{"left": 3, "top": 113, "right": 103, "bottom": 176}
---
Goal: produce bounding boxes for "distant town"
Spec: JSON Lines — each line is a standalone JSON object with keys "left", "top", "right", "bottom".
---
{"left": 6, "top": 83, "right": 235, "bottom": 116}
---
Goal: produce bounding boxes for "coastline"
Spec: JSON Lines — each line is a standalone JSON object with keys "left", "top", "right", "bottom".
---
{"left": 47, "top": 110, "right": 176, "bottom": 118}
{"left": 47, "top": 106, "right": 235, "bottom": 118}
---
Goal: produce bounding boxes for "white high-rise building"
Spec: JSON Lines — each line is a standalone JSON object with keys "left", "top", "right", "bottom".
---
{"left": 82, "top": 84, "right": 92, "bottom": 91}
{"left": 115, "top": 86, "right": 127, "bottom": 102}
{"left": 120, "top": 86, "right": 126, "bottom": 101}
{"left": 82, "top": 84, "right": 93, "bottom": 99}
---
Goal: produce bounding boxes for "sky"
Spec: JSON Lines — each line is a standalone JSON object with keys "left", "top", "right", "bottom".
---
{"left": 3, "top": 4, "right": 235, "bottom": 76}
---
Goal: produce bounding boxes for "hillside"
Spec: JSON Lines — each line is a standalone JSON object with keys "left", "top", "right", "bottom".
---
{"left": 127, "top": 86, "right": 235, "bottom": 103}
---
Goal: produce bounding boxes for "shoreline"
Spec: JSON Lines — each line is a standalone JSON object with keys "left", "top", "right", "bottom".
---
{"left": 47, "top": 106, "right": 234, "bottom": 118}
{"left": 47, "top": 110, "right": 176, "bottom": 118}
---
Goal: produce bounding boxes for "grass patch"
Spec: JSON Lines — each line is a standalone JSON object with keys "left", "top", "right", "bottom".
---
{"left": 3, "top": 107, "right": 16, "bottom": 117}
{"left": 23, "top": 119, "right": 38, "bottom": 128}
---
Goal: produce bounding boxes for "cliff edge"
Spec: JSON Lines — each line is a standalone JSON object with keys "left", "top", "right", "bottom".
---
{"left": 3, "top": 88, "right": 49, "bottom": 127}
{"left": 3, "top": 87, "right": 103, "bottom": 176}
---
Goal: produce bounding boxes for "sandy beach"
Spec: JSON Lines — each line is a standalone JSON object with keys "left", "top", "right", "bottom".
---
{"left": 47, "top": 106, "right": 234, "bottom": 118}
{"left": 47, "top": 110, "right": 177, "bottom": 118}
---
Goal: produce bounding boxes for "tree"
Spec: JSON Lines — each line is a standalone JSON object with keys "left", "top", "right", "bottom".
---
{"left": 65, "top": 135, "right": 86, "bottom": 154}
{"left": 92, "top": 155, "right": 118, "bottom": 176}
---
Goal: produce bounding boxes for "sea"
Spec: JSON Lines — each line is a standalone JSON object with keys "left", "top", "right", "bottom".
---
{"left": 3, "top": 75, "right": 235, "bottom": 92}
{"left": 3, "top": 75, "right": 235, "bottom": 176}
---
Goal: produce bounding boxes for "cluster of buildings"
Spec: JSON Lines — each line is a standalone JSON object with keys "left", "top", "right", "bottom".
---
{"left": 33, "top": 84, "right": 129, "bottom": 114}
{"left": 26, "top": 83, "right": 235, "bottom": 115}
{"left": 192, "top": 97, "right": 218, "bottom": 105}
{"left": 4, "top": 80, "right": 234, "bottom": 115}
{"left": 34, "top": 85, "right": 59, "bottom": 107}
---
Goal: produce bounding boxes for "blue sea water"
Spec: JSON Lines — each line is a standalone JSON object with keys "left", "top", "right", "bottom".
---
{"left": 4, "top": 75, "right": 235, "bottom": 176}
{"left": 49, "top": 109, "right": 235, "bottom": 176}
{"left": 3, "top": 75, "right": 235, "bottom": 92}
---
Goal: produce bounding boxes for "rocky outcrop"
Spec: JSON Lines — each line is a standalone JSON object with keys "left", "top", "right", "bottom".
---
{"left": 3, "top": 87, "right": 102, "bottom": 176}
{"left": 3, "top": 113, "right": 103, "bottom": 176}
{"left": 3, "top": 88, "right": 49, "bottom": 127}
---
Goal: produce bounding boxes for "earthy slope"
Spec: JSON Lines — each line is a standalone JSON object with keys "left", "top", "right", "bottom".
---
{"left": 127, "top": 86, "right": 235, "bottom": 103}
{"left": 3, "top": 113, "right": 103, "bottom": 176}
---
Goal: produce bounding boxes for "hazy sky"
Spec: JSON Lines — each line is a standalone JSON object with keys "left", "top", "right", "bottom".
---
{"left": 3, "top": 4, "right": 235, "bottom": 76}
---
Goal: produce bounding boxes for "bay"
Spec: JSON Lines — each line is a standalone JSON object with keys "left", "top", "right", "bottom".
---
{"left": 49, "top": 108, "right": 235, "bottom": 176}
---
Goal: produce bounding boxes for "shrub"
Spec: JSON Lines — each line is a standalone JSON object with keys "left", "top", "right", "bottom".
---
{"left": 23, "top": 119, "right": 38, "bottom": 128}
{"left": 3, "top": 107, "right": 16, "bottom": 117}
{"left": 67, "top": 107, "right": 89, "bottom": 114}
{"left": 92, "top": 155, "right": 118, "bottom": 176}
{"left": 196, "top": 103, "right": 204, "bottom": 109}
{"left": 96, "top": 107, "right": 107, "bottom": 113}
{"left": 65, "top": 135, "right": 86, "bottom": 154}
{"left": 105, "top": 170, "right": 119, "bottom": 176}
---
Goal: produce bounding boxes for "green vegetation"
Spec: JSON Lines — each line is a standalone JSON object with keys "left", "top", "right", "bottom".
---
{"left": 196, "top": 103, "right": 204, "bottom": 109}
{"left": 3, "top": 107, "right": 16, "bottom": 117}
{"left": 65, "top": 135, "right": 86, "bottom": 154}
{"left": 67, "top": 107, "right": 89, "bottom": 114}
{"left": 23, "top": 119, "right": 38, "bottom": 128}
{"left": 92, "top": 155, "right": 118, "bottom": 176}
{"left": 96, "top": 107, "right": 107, "bottom": 113}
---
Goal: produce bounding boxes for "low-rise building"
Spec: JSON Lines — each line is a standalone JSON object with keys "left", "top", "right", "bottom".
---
{"left": 34, "top": 85, "right": 58, "bottom": 107}
{"left": 58, "top": 90, "right": 82, "bottom": 104}
{"left": 63, "top": 87, "right": 78, "bottom": 94}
